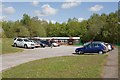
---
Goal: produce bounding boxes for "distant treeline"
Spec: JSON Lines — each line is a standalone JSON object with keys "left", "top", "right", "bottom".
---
{"left": 1, "top": 10, "right": 120, "bottom": 44}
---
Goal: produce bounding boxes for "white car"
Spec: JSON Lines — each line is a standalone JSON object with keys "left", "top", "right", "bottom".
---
{"left": 52, "top": 42, "right": 60, "bottom": 47}
{"left": 13, "top": 38, "right": 35, "bottom": 49}
{"left": 105, "top": 43, "right": 112, "bottom": 51}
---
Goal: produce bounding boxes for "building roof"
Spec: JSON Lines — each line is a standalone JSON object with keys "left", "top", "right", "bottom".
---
{"left": 34, "top": 37, "right": 80, "bottom": 40}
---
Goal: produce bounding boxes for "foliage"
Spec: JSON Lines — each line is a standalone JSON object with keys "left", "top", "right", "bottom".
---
{"left": 1, "top": 11, "right": 119, "bottom": 44}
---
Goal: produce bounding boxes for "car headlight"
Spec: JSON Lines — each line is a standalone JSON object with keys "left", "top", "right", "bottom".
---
{"left": 75, "top": 49, "right": 78, "bottom": 52}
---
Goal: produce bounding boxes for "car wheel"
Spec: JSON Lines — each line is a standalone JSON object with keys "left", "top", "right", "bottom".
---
{"left": 31, "top": 47, "right": 34, "bottom": 49}
{"left": 14, "top": 43, "right": 17, "bottom": 47}
{"left": 79, "top": 51, "right": 84, "bottom": 54}
{"left": 76, "top": 51, "right": 79, "bottom": 54}
{"left": 24, "top": 44, "right": 28, "bottom": 49}
{"left": 98, "top": 51, "right": 103, "bottom": 54}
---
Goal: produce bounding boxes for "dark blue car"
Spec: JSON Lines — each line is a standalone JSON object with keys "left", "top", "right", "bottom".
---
{"left": 75, "top": 42, "right": 107, "bottom": 54}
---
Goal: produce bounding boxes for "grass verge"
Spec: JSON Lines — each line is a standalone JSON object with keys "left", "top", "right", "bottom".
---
{"left": 2, "top": 55, "right": 107, "bottom": 78}
{"left": 1, "top": 38, "right": 23, "bottom": 54}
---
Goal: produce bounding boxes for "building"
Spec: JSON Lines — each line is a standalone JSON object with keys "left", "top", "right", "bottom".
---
{"left": 33, "top": 37, "right": 80, "bottom": 45}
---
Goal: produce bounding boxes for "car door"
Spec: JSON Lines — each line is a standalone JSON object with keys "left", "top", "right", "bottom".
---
{"left": 18, "top": 39, "right": 24, "bottom": 47}
{"left": 92, "top": 43, "right": 99, "bottom": 53}
{"left": 84, "top": 44, "right": 93, "bottom": 53}
{"left": 16, "top": 39, "right": 21, "bottom": 47}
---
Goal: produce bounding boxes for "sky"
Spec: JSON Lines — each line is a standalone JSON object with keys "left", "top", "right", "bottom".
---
{"left": 0, "top": 0, "right": 118, "bottom": 23}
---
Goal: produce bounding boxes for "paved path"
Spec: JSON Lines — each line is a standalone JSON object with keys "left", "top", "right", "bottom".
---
{"left": 102, "top": 47, "right": 118, "bottom": 78}
{"left": 0, "top": 46, "right": 77, "bottom": 71}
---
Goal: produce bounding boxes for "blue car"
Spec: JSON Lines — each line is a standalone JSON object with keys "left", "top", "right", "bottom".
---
{"left": 75, "top": 42, "right": 107, "bottom": 54}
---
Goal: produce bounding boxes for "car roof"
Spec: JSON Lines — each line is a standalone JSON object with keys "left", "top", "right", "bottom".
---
{"left": 84, "top": 41, "right": 104, "bottom": 44}
{"left": 84, "top": 41, "right": 105, "bottom": 46}
{"left": 92, "top": 41, "right": 104, "bottom": 43}
{"left": 16, "top": 37, "right": 28, "bottom": 40}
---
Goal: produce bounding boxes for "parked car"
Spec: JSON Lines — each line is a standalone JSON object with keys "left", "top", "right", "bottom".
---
{"left": 39, "top": 40, "right": 49, "bottom": 47}
{"left": 105, "top": 43, "right": 114, "bottom": 51}
{"left": 37, "top": 40, "right": 46, "bottom": 48}
{"left": 52, "top": 42, "right": 60, "bottom": 47}
{"left": 110, "top": 44, "right": 115, "bottom": 50}
{"left": 13, "top": 38, "right": 35, "bottom": 49}
{"left": 75, "top": 41, "right": 108, "bottom": 54}
{"left": 30, "top": 40, "right": 40, "bottom": 48}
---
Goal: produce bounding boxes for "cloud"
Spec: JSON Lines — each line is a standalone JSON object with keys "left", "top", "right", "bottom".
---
{"left": 61, "top": 0, "right": 81, "bottom": 9}
{"left": 78, "top": 18, "right": 85, "bottom": 22}
{"left": 3, "top": 6, "right": 16, "bottom": 14}
{"left": 89, "top": 5, "right": 103, "bottom": 12}
{"left": 50, "top": 20, "right": 57, "bottom": 24}
{"left": 0, "top": 16, "right": 7, "bottom": 21}
{"left": 34, "top": 4, "right": 57, "bottom": 16}
{"left": 38, "top": 18, "right": 57, "bottom": 24}
{"left": 32, "top": 0, "right": 39, "bottom": 6}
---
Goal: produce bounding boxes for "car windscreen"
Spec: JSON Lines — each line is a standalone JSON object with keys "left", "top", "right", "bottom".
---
{"left": 24, "top": 39, "right": 31, "bottom": 42}
{"left": 40, "top": 40, "right": 48, "bottom": 44}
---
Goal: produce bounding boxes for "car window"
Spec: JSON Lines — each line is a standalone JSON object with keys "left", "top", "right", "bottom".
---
{"left": 93, "top": 43, "right": 99, "bottom": 47}
{"left": 91, "top": 44, "right": 95, "bottom": 48}
{"left": 88, "top": 43, "right": 99, "bottom": 48}
{"left": 24, "top": 39, "right": 31, "bottom": 42}
{"left": 85, "top": 44, "right": 92, "bottom": 48}
{"left": 30, "top": 40, "right": 34, "bottom": 43}
{"left": 14, "top": 38, "right": 16, "bottom": 40}
{"left": 17, "top": 39, "right": 23, "bottom": 41}
{"left": 33, "top": 41, "right": 37, "bottom": 43}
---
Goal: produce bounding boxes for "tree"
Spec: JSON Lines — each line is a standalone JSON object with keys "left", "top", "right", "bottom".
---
{"left": 21, "top": 14, "right": 31, "bottom": 26}
{"left": 12, "top": 21, "right": 30, "bottom": 37}
{"left": 1, "top": 12, "right": 119, "bottom": 44}
{"left": 29, "top": 19, "right": 47, "bottom": 37}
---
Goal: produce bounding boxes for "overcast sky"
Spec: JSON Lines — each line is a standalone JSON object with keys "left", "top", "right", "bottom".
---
{"left": 1, "top": 0, "right": 118, "bottom": 23}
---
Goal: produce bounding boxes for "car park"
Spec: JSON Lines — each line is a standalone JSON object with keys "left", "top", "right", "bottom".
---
{"left": 75, "top": 41, "right": 108, "bottom": 54}
{"left": 13, "top": 38, "right": 35, "bottom": 49}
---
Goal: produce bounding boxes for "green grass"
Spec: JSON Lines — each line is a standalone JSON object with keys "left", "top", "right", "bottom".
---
{"left": 73, "top": 42, "right": 84, "bottom": 46}
{"left": 1, "top": 38, "right": 23, "bottom": 54}
{"left": 2, "top": 55, "right": 107, "bottom": 78}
